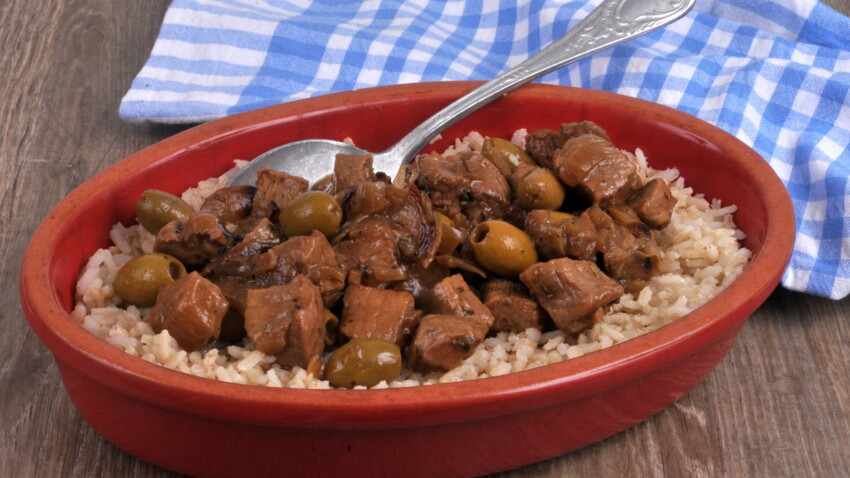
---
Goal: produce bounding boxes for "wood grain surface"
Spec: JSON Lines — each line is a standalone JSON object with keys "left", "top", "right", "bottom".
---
{"left": 1, "top": 1, "right": 848, "bottom": 476}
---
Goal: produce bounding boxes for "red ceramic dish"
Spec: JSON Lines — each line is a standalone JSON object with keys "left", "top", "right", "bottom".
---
{"left": 20, "top": 83, "right": 794, "bottom": 477}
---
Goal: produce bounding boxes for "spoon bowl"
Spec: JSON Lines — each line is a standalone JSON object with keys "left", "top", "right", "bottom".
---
{"left": 228, "top": 140, "right": 367, "bottom": 187}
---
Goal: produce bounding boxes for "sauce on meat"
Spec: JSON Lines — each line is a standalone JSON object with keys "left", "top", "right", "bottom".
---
{"left": 134, "top": 121, "right": 677, "bottom": 386}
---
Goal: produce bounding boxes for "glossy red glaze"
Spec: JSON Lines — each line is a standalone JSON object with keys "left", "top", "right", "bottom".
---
{"left": 20, "top": 83, "right": 794, "bottom": 477}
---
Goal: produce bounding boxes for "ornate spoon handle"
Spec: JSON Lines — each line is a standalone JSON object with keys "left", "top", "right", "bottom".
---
{"left": 373, "top": 0, "right": 695, "bottom": 172}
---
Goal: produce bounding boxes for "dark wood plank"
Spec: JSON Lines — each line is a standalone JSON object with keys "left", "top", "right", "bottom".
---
{"left": 2, "top": 1, "right": 848, "bottom": 477}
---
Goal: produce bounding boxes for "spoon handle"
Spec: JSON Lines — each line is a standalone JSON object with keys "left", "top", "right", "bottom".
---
{"left": 374, "top": 0, "right": 695, "bottom": 171}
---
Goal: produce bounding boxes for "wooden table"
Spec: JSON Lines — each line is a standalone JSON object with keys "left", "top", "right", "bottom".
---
{"left": 2, "top": 1, "right": 848, "bottom": 476}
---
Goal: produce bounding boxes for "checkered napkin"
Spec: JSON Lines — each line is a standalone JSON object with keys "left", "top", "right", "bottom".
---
{"left": 120, "top": 0, "right": 850, "bottom": 299}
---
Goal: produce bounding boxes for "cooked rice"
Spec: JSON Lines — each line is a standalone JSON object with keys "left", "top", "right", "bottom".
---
{"left": 71, "top": 134, "right": 751, "bottom": 389}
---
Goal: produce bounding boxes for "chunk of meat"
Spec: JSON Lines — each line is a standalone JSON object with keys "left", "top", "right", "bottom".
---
{"left": 250, "top": 167, "right": 308, "bottom": 222}
{"left": 560, "top": 121, "right": 610, "bottom": 141}
{"left": 154, "top": 212, "right": 229, "bottom": 266}
{"left": 553, "top": 135, "right": 641, "bottom": 204}
{"left": 200, "top": 185, "right": 256, "bottom": 229}
{"left": 266, "top": 230, "right": 345, "bottom": 307}
{"left": 203, "top": 218, "right": 281, "bottom": 278}
{"left": 519, "top": 258, "right": 623, "bottom": 335}
{"left": 334, "top": 216, "right": 406, "bottom": 287}
{"left": 525, "top": 129, "right": 570, "bottom": 169}
{"left": 524, "top": 210, "right": 597, "bottom": 261}
{"left": 339, "top": 284, "right": 421, "bottom": 347}
{"left": 407, "top": 314, "right": 489, "bottom": 373}
{"left": 244, "top": 275, "right": 325, "bottom": 369}
{"left": 482, "top": 279, "right": 546, "bottom": 333}
{"left": 419, "top": 274, "right": 495, "bottom": 329}
{"left": 626, "top": 178, "right": 677, "bottom": 229}
{"left": 334, "top": 153, "right": 375, "bottom": 192}
{"left": 415, "top": 152, "right": 511, "bottom": 230}
{"left": 587, "top": 206, "right": 661, "bottom": 292}
{"left": 339, "top": 181, "right": 439, "bottom": 267}
{"left": 148, "top": 272, "right": 228, "bottom": 351}
{"left": 581, "top": 151, "right": 642, "bottom": 204}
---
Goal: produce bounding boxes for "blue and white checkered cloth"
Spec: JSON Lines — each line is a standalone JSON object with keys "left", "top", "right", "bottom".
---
{"left": 120, "top": 0, "right": 850, "bottom": 300}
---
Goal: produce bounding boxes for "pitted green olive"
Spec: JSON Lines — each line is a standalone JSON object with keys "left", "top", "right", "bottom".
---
{"left": 279, "top": 191, "right": 342, "bottom": 237}
{"left": 481, "top": 137, "right": 535, "bottom": 175}
{"left": 324, "top": 338, "right": 402, "bottom": 388}
{"left": 113, "top": 253, "right": 187, "bottom": 307}
{"left": 470, "top": 220, "right": 538, "bottom": 277}
{"left": 135, "top": 189, "right": 194, "bottom": 233}
{"left": 515, "top": 168, "right": 565, "bottom": 210}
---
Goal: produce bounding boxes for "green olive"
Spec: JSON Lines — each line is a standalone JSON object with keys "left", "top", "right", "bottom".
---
{"left": 481, "top": 137, "right": 535, "bottom": 174}
{"left": 279, "top": 191, "right": 342, "bottom": 237}
{"left": 324, "top": 338, "right": 402, "bottom": 388}
{"left": 515, "top": 168, "right": 565, "bottom": 211}
{"left": 113, "top": 253, "right": 187, "bottom": 307}
{"left": 470, "top": 220, "right": 538, "bottom": 277}
{"left": 135, "top": 189, "right": 194, "bottom": 234}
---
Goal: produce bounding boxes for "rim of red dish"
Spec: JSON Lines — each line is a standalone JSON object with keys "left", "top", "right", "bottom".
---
{"left": 20, "top": 82, "right": 795, "bottom": 428}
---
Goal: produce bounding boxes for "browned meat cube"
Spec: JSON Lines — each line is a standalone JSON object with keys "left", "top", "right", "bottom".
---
{"left": 519, "top": 258, "right": 623, "bottom": 335}
{"left": 482, "top": 279, "right": 545, "bottom": 333}
{"left": 553, "top": 134, "right": 609, "bottom": 188}
{"left": 581, "top": 152, "right": 642, "bottom": 204}
{"left": 266, "top": 230, "right": 345, "bottom": 307}
{"left": 554, "top": 135, "right": 640, "bottom": 204}
{"left": 203, "top": 218, "right": 282, "bottom": 278}
{"left": 335, "top": 216, "right": 406, "bottom": 287}
{"left": 334, "top": 153, "right": 375, "bottom": 192}
{"left": 244, "top": 275, "right": 325, "bottom": 369}
{"left": 250, "top": 167, "right": 308, "bottom": 222}
{"left": 626, "top": 178, "right": 677, "bottom": 229}
{"left": 154, "top": 212, "right": 229, "bottom": 266}
{"left": 200, "top": 185, "right": 256, "bottom": 229}
{"left": 148, "top": 272, "right": 229, "bottom": 351}
{"left": 524, "top": 209, "right": 597, "bottom": 261}
{"left": 407, "top": 314, "right": 489, "bottom": 373}
{"left": 339, "top": 284, "right": 421, "bottom": 347}
{"left": 419, "top": 274, "right": 495, "bottom": 329}
{"left": 588, "top": 206, "right": 661, "bottom": 292}
{"left": 560, "top": 121, "right": 610, "bottom": 141}
{"left": 415, "top": 152, "right": 511, "bottom": 229}
{"left": 524, "top": 129, "right": 569, "bottom": 169}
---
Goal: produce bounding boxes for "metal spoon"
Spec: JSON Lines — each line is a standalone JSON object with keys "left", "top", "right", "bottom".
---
{"left": 228, "top": 0, "right": 695, "bottom": 187}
